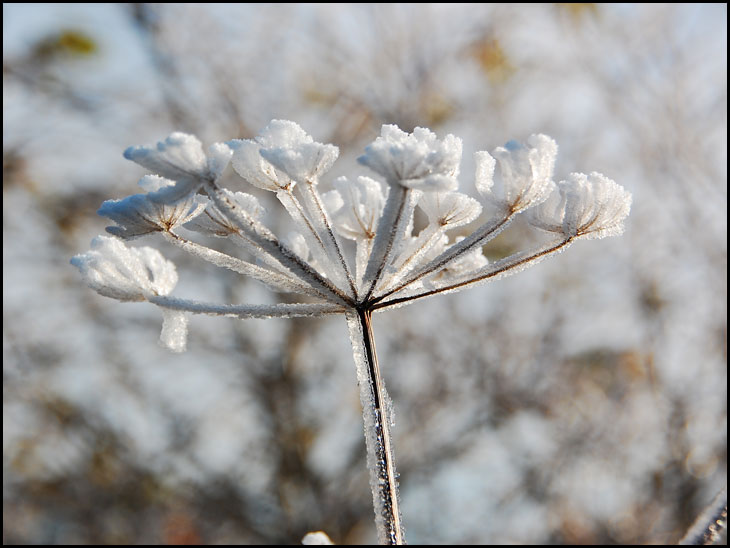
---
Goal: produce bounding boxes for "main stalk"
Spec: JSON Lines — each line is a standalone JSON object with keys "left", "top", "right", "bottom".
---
{"left": 346, "top": 308, "right": 405, "bottom": 545}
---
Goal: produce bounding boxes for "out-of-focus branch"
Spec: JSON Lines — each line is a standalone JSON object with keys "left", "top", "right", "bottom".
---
{"left": 678, "top": 488, "right": 727, "bottom": 545}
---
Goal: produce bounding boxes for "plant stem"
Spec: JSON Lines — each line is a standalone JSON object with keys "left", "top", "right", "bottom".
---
{"left": 346, "top": 309, "right": 405, "bottom": 545}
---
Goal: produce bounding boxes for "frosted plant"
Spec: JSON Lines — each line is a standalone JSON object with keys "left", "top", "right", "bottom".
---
{"left": 71, "top": 120, "right": 631, "bottom": 545}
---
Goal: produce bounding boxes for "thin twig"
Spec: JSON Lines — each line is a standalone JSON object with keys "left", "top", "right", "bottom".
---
{"left": 370, "top": 210, "right": 515, "bottom": 304}
{"left": 204, "top": 179, "right": 354, "bottom": 306}
{"left": 678, "top": 487, "right": 727, "bottom": 545}
{"left": 373, "top": 238, "right": 573, "bottom": 311}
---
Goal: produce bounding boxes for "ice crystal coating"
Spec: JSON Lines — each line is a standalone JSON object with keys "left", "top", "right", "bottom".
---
{"left": 475, "top": 133, "right": 557, "bottom": 212}
{"left": 229, "top": 120, "right": 338, "bottom": 191}
{"left": 418, "top": 191, "right": 482, "bottom": 228}
{"left": 330, "top": 176, "right": 387, "bottom": 241}
{"left": 160, "top": 309, "right": 188, "bottom": 353}
{"left": 358, "top": 125, "right": 462, "bottom": 191}
{"left": 183, "top": 190, "right": 265, "bottom": 237}
{"left": 442, "top": 236, "right": 489, "bottom": 277}
{"left": 124, "top": 133, "right": 232, "bottom": 202}
{"left": 98, "top": 184, "right": 207, "bottom": 239}
{"left": 228, "top": 137, "right": 294, "bottom": 192}
{"left": 258, "top": 120, "right": 339, "bottom": 183}
{"left": 71, "top": 235, "right": 177, "bottom": 302}
{"left": 283, "top": 231, "right": 312, "bottom": 263}
{"left": 137, "top": 174, "right": 175, "bottom": 193}
{"left": 528, "top": 172, "right": 632, "bottom": 240}
{"left": 77, "top": 121, "right": 631, "bottom": 325}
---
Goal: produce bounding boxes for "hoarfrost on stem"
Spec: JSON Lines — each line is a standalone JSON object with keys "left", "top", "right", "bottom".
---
{"left": 72, "top": 120, "right": 631, "bottom": 545}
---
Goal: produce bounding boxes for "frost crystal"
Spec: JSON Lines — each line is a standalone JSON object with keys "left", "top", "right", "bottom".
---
{"left": 418, "top": 191, "right": 482, "bottom": 228}
{"left": 476, "top": 133, "right": 557, "bottom": 213}
{"left": 528, "top": 172, "right": 632, "bottom": 240}
{"left": 329, "top": 176, "right": 387, "bottom": 241}
{"left": 183, "top": 190, "right": 265, "bottom": 237}
{"left": 98, "top": 181, "right": 207, "bottom": 239}
{"left": 72, "top": 120, "right": 631, "bottom": 546}
{"left": 257, "top": 119, "right": 340, "bottom": 183}
{"left": 358, "top": 125, "right": 462, "bottom": 191}
{"left": 124, "top": 132, "right": 232, "bottom": 202}
{"left": 71, "top": 235, "right": 177, "bottom": 302}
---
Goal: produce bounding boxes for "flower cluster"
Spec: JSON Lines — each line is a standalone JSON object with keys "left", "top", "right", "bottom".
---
{"left": 72, "top": 120, "right": 631, "bottom": 351}
{"left": 71, "top": 120, "right": 631, "bottom": 544}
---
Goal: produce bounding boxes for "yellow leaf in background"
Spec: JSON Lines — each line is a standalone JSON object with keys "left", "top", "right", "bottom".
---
{"left": 471, "top": 37, "right": 514, "bottom": 84}
{"left": 555, "top": 3, "right": 600, "bottom": 22}
{"left": 33, "top": 29, "right": 98, "bottom": 60}
{"left": 57, "top": 30, "right": 97, "bottom": 55}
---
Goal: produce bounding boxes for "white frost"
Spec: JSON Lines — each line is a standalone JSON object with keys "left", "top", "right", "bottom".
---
{"left": 160, "top": 309, "right": 188, "bottom": 353}
{"left": 476, "top": 134, "right": 557, "bottom": 213}
{"left": 358, "top": 124, "right": 462, "bottom": 191}
{"left": 71, "top": 235, "right": 178, "bottom": 302}
{"left": 528, "top": 171, "right": 632, "bottom": 240}
{"left": 98, "top": 189, "right": 206, "bottom": 239}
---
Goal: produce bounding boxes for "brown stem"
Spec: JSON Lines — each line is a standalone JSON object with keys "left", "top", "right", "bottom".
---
{"left": 348, "top": 309, "right": 405, "bottom": 544}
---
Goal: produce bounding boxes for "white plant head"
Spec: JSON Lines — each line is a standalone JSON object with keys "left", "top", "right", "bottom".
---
{"left": 475, "top": 133, "right": 558, "bottom": 213}
{"left": 75, "top": 120, "right": 632, "bottom": 332}
{"left": 123, "top": 132, "right": 232, "bottom": 203}
{"left": 229, "top": 120, "right": 339, "bottom": 190}
{"left": 71, "top": 235, "right": 178, "bottom": 302}
{"left": 98, "top": 181, "right": 207, "bottom": 239}
{"left": 528, "top": 171, "right": 632, "bottom": 240}
{"left": 72, "top": 120, "right": 631, "bottom": 545}
{"left": 257, "top": 119, "right": 340, "bottom": 183}
{"left": 183, "top": 190, "right": 265, "bottom": 238}
{"left": 418, "top": 191, "right": 482, "bottom": 229}
{"left": 329, "top": 175, "right": 387, "bottom": 241}
{"left": 358, "top": 124, "right": 462, "bottom": 191}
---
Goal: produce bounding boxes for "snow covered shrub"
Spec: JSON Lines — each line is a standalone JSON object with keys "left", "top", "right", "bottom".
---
{"left": 72, "top": 120, "right": 631, "bottom": 545}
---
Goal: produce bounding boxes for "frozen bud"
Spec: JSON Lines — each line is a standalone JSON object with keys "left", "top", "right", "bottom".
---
{"left": 418, "top": 191, "right": 482, "bottom": 229}
{"left": 528, "top": 172, "right": 632, "bottom": 240}
{"left": 358, "top": 124, "right": 462, "bottom": 191}
{"left": 184, "top": 190, "right": 265, "bottom": 237}
{"left": 124, "top": 133, "right": 231, "bottom": 202}
{"left": 228, "top": 138, "right": 294, "bottom": 192}
{"left": 71, "top": 235, "right": 178, "bottom": 302}
{"left": 255, "top": 120, "right": 339, "bottom": 183}
{"left": 98, "top": 180, "right": 207, "bottom": 239}
{"left": 330, "top": 176, "right": 387, "bottom": 241}
{"left": 476, "top": 134, "right": 557, "bottom": 213}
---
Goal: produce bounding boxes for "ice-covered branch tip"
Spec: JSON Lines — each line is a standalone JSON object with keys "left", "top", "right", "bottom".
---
{"left": 123, "top": 132, "right": 232, "bottom": 202}
{"left": 71, "top": 235, "right": 178, "bottom": 302}
{"left": 73, "top": 120, "right": 631, "bottom": 341}
{"left": 528, "top": 172, "right": 632, "bottom": 240}
{"left": 358, "top": 124, "right": 462, "bottom": 191}
{"left": 475, "top": 133, "right": 557, "bottom": 213}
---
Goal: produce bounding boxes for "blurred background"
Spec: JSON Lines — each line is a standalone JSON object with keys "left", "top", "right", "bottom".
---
{"left": 3, "top": 3, "right": 726, "bottom": 544}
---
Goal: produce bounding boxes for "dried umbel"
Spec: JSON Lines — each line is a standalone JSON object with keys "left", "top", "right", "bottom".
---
{"left": 72, "top": 120, "right": 631, "bottom": 544}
